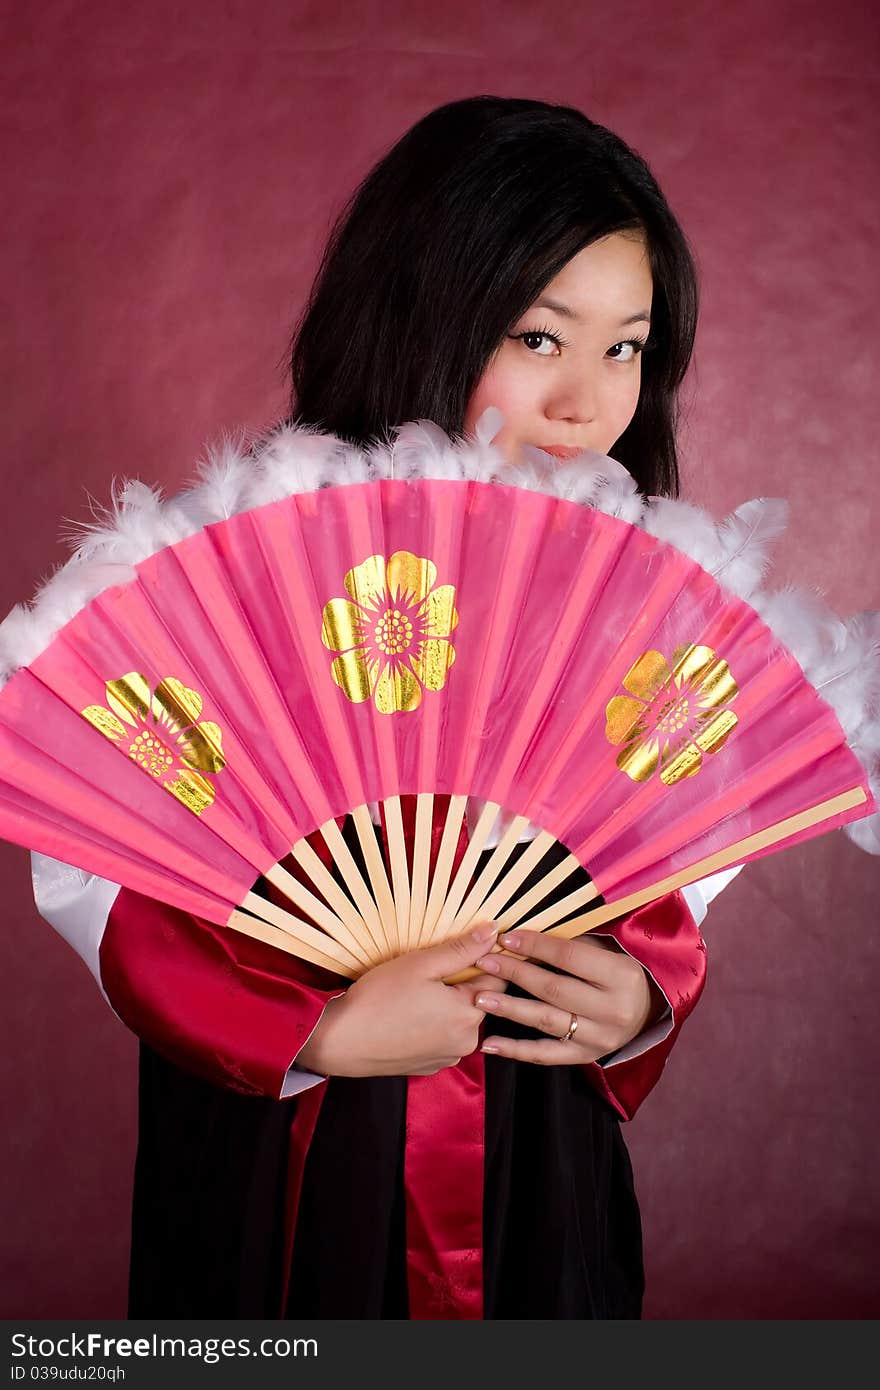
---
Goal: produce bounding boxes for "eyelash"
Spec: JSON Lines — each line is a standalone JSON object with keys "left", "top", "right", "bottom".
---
{"left": 509, "top": 325, "right": 654, "bottom": 358}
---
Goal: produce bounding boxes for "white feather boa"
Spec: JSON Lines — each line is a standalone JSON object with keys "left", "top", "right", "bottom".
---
{"left": 2, "top": 408, "right": 878, "bottom": 853}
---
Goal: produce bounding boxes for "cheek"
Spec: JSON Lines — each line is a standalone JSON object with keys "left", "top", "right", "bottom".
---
{"left": 465, "top": 364, "right": 522, "bottom": 430}
{"left": 464, "top": 356, "right": 539, "bottom": 450}
{"left": 604, "top": 367, "right": 642, "bottom": 445}
{"left": 458, "top": 341, "right": 542, "bottom": 428}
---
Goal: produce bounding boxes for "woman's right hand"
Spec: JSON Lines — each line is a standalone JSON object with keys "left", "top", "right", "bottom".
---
{"left": 295, "top": 922, "right": 502, "bottom": 1077}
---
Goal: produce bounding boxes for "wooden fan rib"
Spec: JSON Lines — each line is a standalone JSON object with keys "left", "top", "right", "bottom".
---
{"left": 420, "top": 793, "right": 467, "bottom": 945}
{"left": 312, "top": 818, "right": 389, "bottom": 958}
{"left": 417, "top": 494, "right": 551, "bottom": 948}
{"left": 446, "top": 814, "right": 531, "bottom": 932}
{"left": 406, "top": 486, "right": 467, "bottom": 949}
{"left": 228, "top": 904, "right": 358, "bottom": 979}
{"left": 497, "top": 877, "right": 599, "bottom": 933}
{"left": 438, "top": 504, "right": 637, "bottom": 944}
{"left": 526, "top": 785, "right": 870, "bottom": 940}
{"left": 263, "top": 863, "right": 372, "bottom": 967}
{"left": 286, "top": 835, "right": 383, "bottom": 964}
{"left": 492, "top": 850, "right": 591, "bottom": 930}
{"left": 429, "top": 800, "right": 501, "bottom": 942}
{"left": 341, "top": 489, "right": 415, "bottom": 951}
{"left": 266, "top": 501, "right": 383, "bottom": 871}
{"left": 477, "top": 830, "right": 559, "bottom": 919}
{"left": 287, "top": 828, "right": 375, "bottom": 939}
{"left": 408, "top": 792, "right": 433, "bottom": 947}
{"left": 444, "top": 787, "right": 869, "bottom": 985}
{"left": 383, "top": 794, "right": 410, "bottom": 953}
{"left": 351, "top": 804, "right": 398, "bottom": 956}
{"left": 238, "top": 890, "right": 361, "bottom": 972}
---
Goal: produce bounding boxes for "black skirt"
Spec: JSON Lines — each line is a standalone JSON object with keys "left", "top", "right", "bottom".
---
{"left": 128, "top": 836, "right": 644, "bottom": 1319}
{"left": 129, "top": 1033, "right": 643, "bottom": 1320}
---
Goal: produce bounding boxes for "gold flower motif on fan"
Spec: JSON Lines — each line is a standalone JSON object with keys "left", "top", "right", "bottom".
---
{"left": 82, "top": 674, "right": 225, "bottom": 814}
{"left": 321, "top": 550, "right": 458, "bottom": 714}
{"left": 604, "top": 644, "right": 738, "bottom": 785}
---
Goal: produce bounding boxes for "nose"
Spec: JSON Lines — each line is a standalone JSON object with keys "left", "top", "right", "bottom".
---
{"left": 544, "top": 364, "right": 598, "bottom": 425}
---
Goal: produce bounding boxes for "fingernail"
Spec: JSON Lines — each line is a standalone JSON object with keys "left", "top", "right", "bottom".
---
{"left": 476, "top": 954, "right": 501, "bottom": 972}
{"left": 500, "top": 932, "right": 520, "bottom": 950}
{"left": 476, "top": 994, "right": 498, "bottom": 1009}
{"left": 481, "top": 1042, "right": 500, "bottom": 1054}
{"left": 472, "top": 922, "right": 499, "bottom": 943}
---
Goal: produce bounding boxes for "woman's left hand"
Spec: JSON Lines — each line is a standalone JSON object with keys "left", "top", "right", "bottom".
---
{"left": 474, "top": 928, "right": 662, "bottom": 1065}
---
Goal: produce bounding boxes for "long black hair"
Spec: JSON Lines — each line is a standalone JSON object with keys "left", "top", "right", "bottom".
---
{"left": 283, "top": 95, "right": 698, "bottom": 498}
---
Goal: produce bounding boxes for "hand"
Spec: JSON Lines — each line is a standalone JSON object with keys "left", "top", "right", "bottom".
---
{"left": 296, "top": 922, "right": 508, "bottom": 1078}
{"left": 474, "top": 928, "right": 661, "bottom": 1066}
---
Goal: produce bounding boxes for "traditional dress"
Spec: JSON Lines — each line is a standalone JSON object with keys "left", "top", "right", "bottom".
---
{"left": 75, "top": 807, "right": 713, "bottom": 1320}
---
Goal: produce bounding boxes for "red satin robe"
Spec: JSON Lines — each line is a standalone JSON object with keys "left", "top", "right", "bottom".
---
{"left": 98, "top": 813, "right": 707, "bottom": 1319}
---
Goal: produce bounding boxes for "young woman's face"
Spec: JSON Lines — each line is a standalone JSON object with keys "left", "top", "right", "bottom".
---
{"left": 464, "top": 230, "right": 654, "bottom": 464}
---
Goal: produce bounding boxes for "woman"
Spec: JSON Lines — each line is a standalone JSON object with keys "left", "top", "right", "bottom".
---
{"left": 33, "top": 95, "right": 741, "bottom": 1318}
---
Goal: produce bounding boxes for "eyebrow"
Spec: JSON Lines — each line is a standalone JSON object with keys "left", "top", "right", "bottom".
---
{"left": 533, "top": 296, "right": 651, "bottom": 327}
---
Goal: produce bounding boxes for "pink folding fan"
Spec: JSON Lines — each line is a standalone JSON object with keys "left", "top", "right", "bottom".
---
{"left": 0, "top": 412, "right": 876, "bottom": 981}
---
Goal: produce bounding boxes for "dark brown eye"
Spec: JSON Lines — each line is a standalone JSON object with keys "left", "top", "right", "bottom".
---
{"left": 607, "top": 339, "right": 648, "bottom": 362}
{"left": 510, "top": 330, "right": 563, "bottom": 355}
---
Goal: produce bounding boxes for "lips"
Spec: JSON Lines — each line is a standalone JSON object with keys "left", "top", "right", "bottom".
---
{"left": 537, "top": 445, "right": 585, "bottom": 461}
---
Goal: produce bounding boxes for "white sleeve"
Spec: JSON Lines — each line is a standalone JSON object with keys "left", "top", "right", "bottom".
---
{"left": 279, "top": 1066, "right": 326, "bottom": 1098}
{"left": 597, "top": 863, "right": 744, "bottom": 1068}
{"left": 31, "top": 849, "right": 329, "bottom": 1098}
{"left": 30, "top": 851, "right": 122, "bottom": 1016}
{"left": 279, "top": 998, "right": 345, "bottom": 1098}
{"left": 679, "top": 863, "right": 745, "bottom": 932}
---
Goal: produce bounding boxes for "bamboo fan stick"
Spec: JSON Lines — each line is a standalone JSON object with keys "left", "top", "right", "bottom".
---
{"left": 419, "top": 794, "right": 468, "bottom": 945}
{"left": 408, "top": 792, "right": 434, "bottom": 949}
{"left": 350, "top": 804, "right": 398, "bottom": 956}
{"left": 496, "top": 879, "right": 599, "bottom": 933}
{"left": 233, "top": 894, "right": 361, "bottom": 976}
{"left": 228, "top": 912, "right": 351, "bottom": 976}
{"left": 228, "top": 908, "right": 358, "bottom": 979}
{"left": 261, "top": 861, "right": 369, "bottom": 961}
{"left": 263, "top": 864, "right": 373, "bottom": 968}
{"left": 478, "top": 830, "right": 571, "bottom": 920}
{"left": 285, "top": 836, "right": 380, "bottom": 963}
{"left": 382, "top": 794, "right": 411, "bottom": 953}
{"left": 527, "top": 785, "right": 870, "bottom": 940}
{"left": 444, "top": 785, "right": 868, "bottom": 985}
{"left": 447, "top": 814, "right": 531, "bottom": 933}
{"left": 429, "top": 801, "right": 502, "bottom": 943}
{"left": 492, "top": 854, "right": 596, "bottom": 930}
{"left": 311, "top": 818, "right": 389, "bottom": 961}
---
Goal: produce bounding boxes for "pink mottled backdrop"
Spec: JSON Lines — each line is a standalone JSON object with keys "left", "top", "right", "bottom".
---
{"left": 1, "top": 0, "right": 877, "bottom": 1319}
